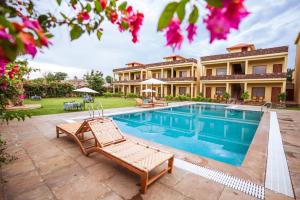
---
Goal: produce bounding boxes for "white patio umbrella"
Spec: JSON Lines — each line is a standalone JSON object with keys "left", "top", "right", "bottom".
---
{"left": 141, "top": 89, "right": 156, "bottom": 93}
{"left": 141, "top": 78, "right": 165, "bottom": 101}
{"left": 73, "top": 87, "right": 99, "bottom": 94}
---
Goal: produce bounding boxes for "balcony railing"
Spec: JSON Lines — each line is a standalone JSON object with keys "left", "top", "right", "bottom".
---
{"left": 160, "top": 77, "right": 197, "bottom": 81}
{"left": 200, "top": 73, "right": 286, "bottom": 80}
{"left": 113, "top": 76, "right": 197, "bottom": 83}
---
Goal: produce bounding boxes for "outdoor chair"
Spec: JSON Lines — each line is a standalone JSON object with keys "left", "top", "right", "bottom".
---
{"left": 134, "top": 98, "right": 154, "bottom": 108}
{"left": 153, "top": 97, "right": 168, "bottom": 106}
{"left": 56, "top": 118, "right": 174, "bottom": 193}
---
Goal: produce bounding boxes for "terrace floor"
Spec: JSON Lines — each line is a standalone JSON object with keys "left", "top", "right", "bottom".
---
{"left": 0, "top": 104, "right": 299, "bottom": 200}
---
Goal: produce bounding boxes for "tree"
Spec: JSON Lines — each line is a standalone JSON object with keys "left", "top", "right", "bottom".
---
{"left": 54, "top": 72, "right": 68, "bottom": 81}
{"left": 241, "top": 91, "right": 250, "bottom": 102}
{"left": 84, "top": 70, "right": 105, "bottom": 94}
{"left": 105, "top": 75, "right": 113, "bottom": 84}
{"left": 223, "top": 92, "right": 230, "bottom": 103}
{"left": 43, "top": 72, "right": 55, "bottom": 83}
{"left": 287, "top": 68, "right": 294, "bottom": 82}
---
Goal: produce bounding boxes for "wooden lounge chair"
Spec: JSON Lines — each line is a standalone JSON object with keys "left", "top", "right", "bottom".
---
{"left": 153, "top": 98, "right": 168, "bottom": 106}
{"left": 134, "top": 98, "right": 154, "bottom": 108}
{"left": 56, "top": 118, "right": 174, "bottom": 193}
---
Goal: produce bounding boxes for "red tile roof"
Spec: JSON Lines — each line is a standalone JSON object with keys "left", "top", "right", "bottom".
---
{"left": 201, "top": 46, "right": 288, "bottom": 62}
{"left": 113, "top": 58, "right": 197, "bottom": 72}
{"left": 226, "top": 43, "right": 254, "bottom": 50}
{"left": 126, "top": 62, "right": 144, "bottom": 66}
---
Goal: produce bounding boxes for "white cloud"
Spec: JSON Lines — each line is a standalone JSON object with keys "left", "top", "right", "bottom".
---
{"left": 28, "top": 61, "right": 86, "bottom": 80}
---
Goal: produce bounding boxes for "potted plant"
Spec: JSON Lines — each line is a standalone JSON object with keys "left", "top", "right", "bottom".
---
{"left": 223, "top": 92, "right": 230, "bottom": 103}
{"left": 278, "top": 92, "right": 287, "bottom": 107}
{"left": 241, "top": 91, "right": 249, "bottom": 104}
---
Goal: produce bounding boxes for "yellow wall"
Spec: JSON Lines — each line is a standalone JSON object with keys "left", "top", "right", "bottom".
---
{"left": 204, "top": 63, "right": 227, "bottom": 76}
{"left": 248, "top": 58, "right": 285, "bottom": 74}
{"left": 203, "top": 84, "right": 226, "bottom": 98}
{"left": 295, "top": 35, "right": 300, "bottom": 104}
{"left": 246, "top": 83, "right": 283, "bottom": 102}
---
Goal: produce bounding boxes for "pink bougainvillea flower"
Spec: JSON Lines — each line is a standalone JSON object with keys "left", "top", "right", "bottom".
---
{"left": 22, "top": 17, "right": 43, "bottom": 33}
{"left": 19, "top": 32, "right": 37, "bottom": 57}
{"left": 1, "top": 80, "right": 7, "bottom": 90}
{"left": 109, "top": 11, "right": 118, "bottom": 24}
{"left": 77, "top": 11, "right": 90, "bottom": 22}
{"left": 100, "top": 0, "right": 107, "bottom": 9}
{"left": 204, "top": 0, "right": 249, "bottom": 43}
{"left": 165, "top": 18, "right": 184, "bottom": 50}
{"left": 8, "top": 65, "right": 19, "bottom": 79}
{"left": 0, "top": 60, "right": 6, "bottom": 77}
{"left": 0, "top": 28, "right": 13, "bottom": 41}
{"left": 186, "top": 23, "right": 197, "bottom": 43}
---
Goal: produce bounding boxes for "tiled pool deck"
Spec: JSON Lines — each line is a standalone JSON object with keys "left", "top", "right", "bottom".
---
{"left": 0, "top": 103, "right": 299, "bottom": 200}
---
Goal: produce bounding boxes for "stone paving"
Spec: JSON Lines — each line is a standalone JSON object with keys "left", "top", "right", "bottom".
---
{"left": 0, "top": 105, "right": 299, "bottom": 200}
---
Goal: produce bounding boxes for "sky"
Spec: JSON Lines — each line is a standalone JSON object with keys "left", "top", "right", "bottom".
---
{"left": 28, "top": 0, "right": 300, "bottom": 79}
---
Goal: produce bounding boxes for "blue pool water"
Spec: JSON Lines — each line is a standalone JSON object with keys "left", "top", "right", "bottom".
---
{"left": 112, "top": 104, "right": 262, "bottom": 166}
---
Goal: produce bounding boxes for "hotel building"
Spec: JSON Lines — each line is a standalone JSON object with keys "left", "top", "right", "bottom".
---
{"left": 113, "top": 56, "right": 200, "bottom": 98}
{"left": 200, "top": 44, "right": 288, "bottom": 103}
{"left": 112, "top": 44, "right": 288, "bottom": 103}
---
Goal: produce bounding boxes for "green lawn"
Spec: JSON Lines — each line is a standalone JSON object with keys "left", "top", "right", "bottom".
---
{"left": 24, "top": 97, "right": 136, "bottom": 116}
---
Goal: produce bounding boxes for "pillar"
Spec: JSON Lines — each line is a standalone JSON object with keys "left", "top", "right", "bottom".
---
{"left": 122, "top": 73, "right": 125, "bottom": 81}
{"left": 199, "top": 82, "right": 203, "bottom": 95}
{"left": 245, "top": 60, "right": 248, "bottom": 74}
{"left": 282, "top": 81, "right": 286, "bottom": 93}
{"left": 191, "top": 83, "right": 194, "bottom": 97}
{"left": 171, "top": 67, "right": 174, "bottom": 78}
{"left": 113, "top": 84, "right": 115, "bottom": 93}
{"left": 129, "top": 72, "right": 131, "bottom": 80}
{"left": 227, "top": 62, "right": 230, "bottom": 75}
{"left": 171, "top": 84, "right": 174, "bottom": 96}
{"left": 160, "top": 84, "right": 163, "bottom": 97}
{"left": 191, "top": 65, "right": 194, "bottom": 77}
{"left": 244, "top": 82, "right": 248, "bottom": 92}
{"left": 226, "top": 82, "right": 229, "bottom": 93}
{"left": 161, "top": 68, "right": 164, "bottom": 79}
{"left": 140, "top": 70, "right": 143, "bottom": 80}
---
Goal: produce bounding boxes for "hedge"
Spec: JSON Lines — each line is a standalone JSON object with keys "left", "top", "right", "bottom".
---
{"left": 24, "top": 82, "right": 75, "bottom": 98}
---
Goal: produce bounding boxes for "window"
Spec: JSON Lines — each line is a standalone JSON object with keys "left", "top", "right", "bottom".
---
{"left": 252, "top": 87, "right": 265, "bottom": 97}
{"left": 136, "top": 74, "right": 140, "bottom": 80}
{"left": 179, "top": 87, "right": 187, "bottom": 95}
{"left": 253, "top": 66, "right": 266, "bottom": 74}
{"left": 179, "top": 71, "right": 187, "bottom": 77}
{"left": 216, "top": 68, "right": 227, "bottom": 76}
{"left": 216, "top": 87, "right": 226, "bottom": 95}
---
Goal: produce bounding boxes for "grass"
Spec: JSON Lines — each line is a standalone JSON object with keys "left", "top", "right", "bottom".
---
{"left": 24, "top": 97, "right": 136, "bottom": 116}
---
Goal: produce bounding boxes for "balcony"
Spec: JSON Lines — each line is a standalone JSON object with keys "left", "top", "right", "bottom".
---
{"left": 113, "top": 79, "right": 143, "bottom": 83}
{"left": 200, "top": 73, "right": 286, "bottom": 80}
{"left": 160, "top": 77, "right": 197, "bottom": 82}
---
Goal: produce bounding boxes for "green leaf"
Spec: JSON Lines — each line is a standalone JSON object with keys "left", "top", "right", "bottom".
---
{"left": 56, "top": 0, "right": 62, "bottom": 5}
{"left": 86, "top": 3, "right": 92, "bottom": 12}
{"left": 176, "top": 0, "right": 189, "bottom": 22}
{"left": 206, "top": 0, "right": 222, "bottom": 8}
{"left": 70, "top": 25, "right": 83, "bottom": 41}
{"left": 60, "top": 12, "right": 68, "bottom": 19}
{"left": 188, "top": 5, "right": 199, "bottom": 24}
{"left": 157, "top": 2, "right": 178, "bottom": 31}
{"left": 94, "top": 0, "right": 102, "bottom": 13}
{"left": 118, "top": 1, "right": 127, "bottom": 11}
{"left": 96, "top": 30, "right": 102, "bottom": 40}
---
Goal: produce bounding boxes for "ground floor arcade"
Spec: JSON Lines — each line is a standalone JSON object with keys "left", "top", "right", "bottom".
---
{"left": 200, "top": 80, "right": 286, "bottom": 103}
{"left": 113, "top": 82, "right": 198, "bottom": 98}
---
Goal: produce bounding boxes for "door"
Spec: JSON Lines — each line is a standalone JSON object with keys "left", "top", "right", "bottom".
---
{"left": 206, "top": 87, "right": 211, "bottom": 98}
{"left": 273, "top": 64, "right": 282, "bottom": 73}
{"left": 271, "top": 87, "right": 281, "bottom": 102}
{"left": 206, "top": 69, "right": 212, "bottom": 76}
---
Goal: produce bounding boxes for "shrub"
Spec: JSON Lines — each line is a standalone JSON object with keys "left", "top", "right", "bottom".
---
{"left": 241, "top": 91, "right": 249, "bottom": 101}
{"left": 103, "top": 92, "right": 113, "bottom": 97}
{"left": 113, "top": 92, "right": 123, "bottom": 97}
{"left": 126, "top": 93, "right": 139, "bottom": 98}
{"left": 165, "top": 95, "right": 174, "bottom": 101}
{"left": 174, "top": 95, "right": 191, "bottom": 101}
{"left": 24, "top": 82, "right": 74, "bottom": 98}
{"left": 278, "top": 92, "right": 286, "bottom": 102}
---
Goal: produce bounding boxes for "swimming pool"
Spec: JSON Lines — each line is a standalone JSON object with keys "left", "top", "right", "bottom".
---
{"left": 112, "top": 104, "right": 262, "bottom": 166}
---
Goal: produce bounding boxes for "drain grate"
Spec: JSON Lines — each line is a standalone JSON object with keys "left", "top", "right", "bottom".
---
{"left": 175, "top": 159, "right": 265, "bottom": 199}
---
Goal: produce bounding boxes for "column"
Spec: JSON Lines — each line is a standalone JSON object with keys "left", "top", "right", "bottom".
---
{"left": 161, "top": 68, "right": 164, "bottom": 79}
{"left": 282, "top": 81, "right": 286, "bottom": 93}
{"left": 191, "top": 83, "right": 194, "bottom": 98}
{"left": 160, "top": 84, "right": 163, "bottom": 97}
{"left": 226, "top": 82, "right": 229, "bottom": 93}
{"left": 129, "top": 72, "right": 131, "bottom": 80}
{"left": 171, "top": 84, "right": 174, "bottom": 96}
{"left": 244, "top": 82, "right": 248, "bottom": 92}
{"left": 191, "top": 65, "right": 194, "bottom": 77}
{"left": 140, "top": 70, "right": 143, "bottom": 80}
{"left": 122, "top": 73, "right": 125, "bottom": 81}
{"left": 113, "top": 84, "right": 115, "bottom": 93}
{"left": 122, "top": 85, "right": 125, "bottom": 93}
{"left": 227, "top": 62, "right": 230, "bottom": 75}
{"left": 199, "top": 82, "right": 203, "bottom": 94}
{"left": 171, "top": 67, "right": 174, "bottom": 78}
{"left": 245, "top": 60, "right": 248, "bottom": 74}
